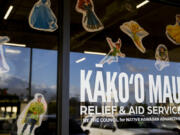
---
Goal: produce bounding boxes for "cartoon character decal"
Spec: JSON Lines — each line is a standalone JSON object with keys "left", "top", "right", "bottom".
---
{"left": 98, "top": 37, "right": 125, "bottom": 66}
{"left": 0, "top": 36, "right": 10, "bottom": 74}
{"left": 120, "top": 20, "right": 149, "bottom": 53}
{"left": 29, "top": 0, "right": 58, "bottom": 32}
{"left": 155, "top": 44, "right": 169, "bottom": 71}
{"left": 75, "top": 0, "right": 104, "bottom": 32}
{"left": 166, "top": 15, "right": 180, "bottom": 45}
{"left": 17, "top": 93, "right": 47, "bottom": 135}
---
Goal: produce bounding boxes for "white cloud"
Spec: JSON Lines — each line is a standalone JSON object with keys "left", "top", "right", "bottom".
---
{"left": 126, "top": 63, "right": 147, "bottom": 73}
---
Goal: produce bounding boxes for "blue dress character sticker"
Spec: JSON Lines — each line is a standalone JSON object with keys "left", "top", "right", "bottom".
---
{"left": 29, "top": 0, "right": 58, "bottom": 32}
{"left": 0, "top": 36, "right": 10, "bottom": 74}
{"left": 76, "top": 0, "right": 104, "bottom": 32}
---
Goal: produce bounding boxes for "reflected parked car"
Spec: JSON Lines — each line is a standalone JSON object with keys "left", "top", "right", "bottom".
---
{"left": 81, "top": 115, "right": 178, "bottom": 135}
{"left": 152, "top": 121, "right": 180, "bottom": 133}
{"left": 70, "top": 119, "right": 88, "bottom": 135}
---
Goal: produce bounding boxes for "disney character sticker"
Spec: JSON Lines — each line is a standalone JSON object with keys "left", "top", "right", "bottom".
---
{"left": 97, "top": 37, "right": 125, "bottom": 67}
{"left": 120, "top": 21, "right": 149, "bottom": 53}
{"left": 75, "top": 0, "right": 104, "bottom": 32}
{"left": 29, "top": 0, "right": 58, "bottom": 32}
{"left": 17, "top": 93, "right": 47, "bottom": 135}
{"left": 166, "top": 15, "right": 180, "bottom": 45}
{"left": 155, "top": 44, "right": 169, "bottom": 71}
{"left": 0, "top": 36, "right": 10, "bottom": 74}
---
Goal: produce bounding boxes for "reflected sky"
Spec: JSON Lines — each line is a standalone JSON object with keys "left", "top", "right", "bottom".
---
{"left": 0, "top": 45, "right": 57, "bottom": 101}
{"left": 70, "top": 52, "right": 180, "bottom": 104}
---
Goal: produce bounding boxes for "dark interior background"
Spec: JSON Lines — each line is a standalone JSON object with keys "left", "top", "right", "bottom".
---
{"left": 71, "top": 0, "right": 180, "bottom": 62}
{"left": 0, "top": 0, "right": 58, "bottom": 49}
{"left": 0, "top": 0, "right": 179, "bottom": 61}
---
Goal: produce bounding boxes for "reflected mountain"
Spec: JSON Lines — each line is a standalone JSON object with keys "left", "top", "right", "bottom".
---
{"left": 0, "top": 74, "right": 56, "bottom": 101}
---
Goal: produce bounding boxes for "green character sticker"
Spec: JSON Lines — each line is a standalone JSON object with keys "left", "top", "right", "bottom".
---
{"left": 96, "top": 37, "right": 125, "bottom": 68}
{"left": 17, "top": 93, "right": 47, "bottom": 135}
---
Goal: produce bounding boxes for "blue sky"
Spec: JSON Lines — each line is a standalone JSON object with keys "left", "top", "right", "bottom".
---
{"left": 0, "top": 45, "right": 57, "bottom": 100}
{"left": 70, "top": 52, "right": 180, "bottom": 103}
{"left": 70, "top": 52, "right": 180, "bottom": 86}
{"left": 4, "top": 46, "right": 57, "bottom": 87}
{"left": 32, "top": 49, "right": 57, "bottom": 87}
{"left": 2, "top": 46, "right": 180, "bottom": 102}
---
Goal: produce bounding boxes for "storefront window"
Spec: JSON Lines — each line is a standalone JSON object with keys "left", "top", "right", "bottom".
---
{"left": 0, "top": 0, "right": 59, "bottom": 134}
{"left": 70, "top": 0, "right": 180, "bottom": 135}
{"left": 31, "top": 49, "right": 57, "bottom": 135}
{"left": 0, "top": 45, "right": 57, "bottom": 135}
{"left": 0, "top": 45, "right": 30, "bottom": 134}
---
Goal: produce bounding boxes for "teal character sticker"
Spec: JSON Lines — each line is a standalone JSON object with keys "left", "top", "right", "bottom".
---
{"left": 29, "top": 0, "right": 58, "bottom": 32}
{"left": 17, "top": 93, "right": 47, "bottom": 135}
{"left": 96, "top": 37, "right": 125, "bottom": 67}
{"left": 75, "top": 0, "right": 104, "bottom": 32}
{"left": 0, "top": 36, "right": 10, "bottom": 74}
{"left": 155, "top": 44, "right": 169, "bottom": 71}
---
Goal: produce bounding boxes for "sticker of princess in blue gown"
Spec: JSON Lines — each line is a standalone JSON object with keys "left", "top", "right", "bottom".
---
{"left": 75, "top": 0, "right": 104, "bottom": 32}
{"left": 0, "top": 36, "right": 10, "bottom": 74}
{"left": 155, "top": 44, "right": 169, "bottom": 71}
{"left": 29, "top": 0, "right": 58, "bottom": 32}
{"left": 96, "top": 37, "right": 125, "bottom": 68}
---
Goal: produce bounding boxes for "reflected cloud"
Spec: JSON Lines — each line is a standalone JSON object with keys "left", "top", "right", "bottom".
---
{"left": 126, "top": 63, "right": 148, "bottom": 73}
{"left": 0, "top": 73, "right": 56, "bottom": 102}
{"left": 70, "top": 85, "right": 80, "bottom": 98}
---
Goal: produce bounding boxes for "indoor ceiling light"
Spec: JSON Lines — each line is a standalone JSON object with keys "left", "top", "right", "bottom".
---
{"left": 4, "top": 43, "right": 26, "bottom": 47}
{"left": 136, "top": 0, "right": 150, "bottom": 8}
{"left": 84, "top": 51, "right": 106, "bottom": 56}
{"left": 5, "top": 48, "right": 21, "bottom": 54}
{"left": 4, "top": 5, "right": 13, "bottom": 20}
{"left": 95, "top": 64, "right": 103, "bottom": 68}
{"left": 76, "top": 57, "right": 86, "bottom": 63}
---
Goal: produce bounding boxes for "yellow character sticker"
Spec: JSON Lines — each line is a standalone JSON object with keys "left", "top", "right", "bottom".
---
{"left": 120, "top": 21, "right": 149, "bottom": 53}
{"left": 166, "top": 15, "right": 180, "bottom": 45}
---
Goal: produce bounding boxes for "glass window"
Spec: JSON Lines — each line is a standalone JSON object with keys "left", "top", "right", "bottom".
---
{"left": 91, "top": 117, "right": 102, "bottom": 129}
{"left": 0, "top": 45, "right": 30, "bottom": 134}
{"left": 0, "top": 0, "right": 59, "bottom": 134}
{"left": 82, "top": 116, "right": 92, "bottom": 127}
{"left": 70, "top": 0, "right": 180, "bottom": 135}
{"left": 31, "top": 49, "right": 57, "bottom": 135}
{"left": 0, "top": 46, "right": 30, "bottom": 99}
{"left": 101, "top": 117, "right": 115, "bottom": 130}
